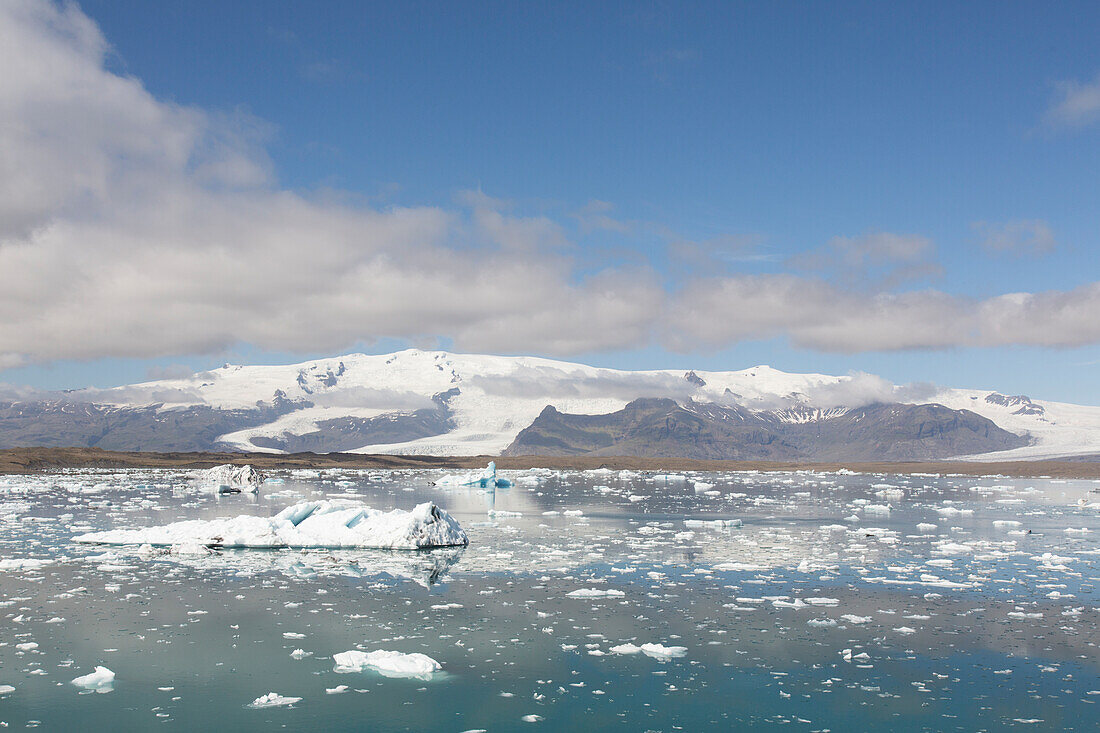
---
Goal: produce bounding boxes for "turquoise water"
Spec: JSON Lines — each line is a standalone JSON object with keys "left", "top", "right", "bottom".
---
{"left": 1, "top": 468, "right": 1098, "bottom": 730}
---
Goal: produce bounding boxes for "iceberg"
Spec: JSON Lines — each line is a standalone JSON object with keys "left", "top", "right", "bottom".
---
{"left": 74, "top": 500, "right": 469, "bottom": 550}
{"left": 200, "top": 464, "right": 265, "bottom": 494}
{"left": 72, "top": 666, "right": 115, "bottom": 692}
{"left": 248, "top": 692, "right": 301, "bottom": 708}
{"left": 332, "top": 649, "right": 442, "bottom": 679}
{"left": 434, "top": 461, "right": 512, "bottom": 489}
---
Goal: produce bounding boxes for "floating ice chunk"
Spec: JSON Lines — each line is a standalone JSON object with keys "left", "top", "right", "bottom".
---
{"left": 332, "top": 649, "right": 441, "bottom": 679}
{"left": 808, "top": 618, "right": 837, "bottom": 627}
{"left": 652, "top": 474, "right": 687, "bottom": 482}
{"left": 693, "top": 482, "right": 716, "bottom": 493}
{"left": 201, "top": 465, "right": 265, "bottom": 494}
{"left": 522, "top": 714, "right": 544, "bottom": 722}
{"left": 289, "top": 649, "right": 311, "bottom": 659}
{"left": 249, "top": 692, "right": 301, "bottom": 708}
{"left": 993, "top": 520, "right": 1022, "bottom": 529}
{"left": 435, "top": 462, "right": 512, "bottom": 489}
{"left": 640, "top": 643, "right": 687, "bottom": 660}
{"left": 0, "top": 684, "right": 14, "bottom": 695}
{"left": 916, "top": 523, "right": 937, "bottom": 532}
{"left": 325, "top": 685, "right": 349, "bottom": 694}
{"left": 0, "top": 558, "right": 50, "bottom": 571}
{"left": 567, "top": 588, "right": 625, "bottom": 598}
{"left": 863, "top": 504, "right": 891, "bottom": 516}
{"left": 684, "top": 518, "right": 742, "bottom": 529}
{"left": 72, "top": 666, "right": 115, "bottom": 692}
{"left": 841, "top": 614, "right": 872, "bottom": 624}
{"left": 74, "top": 500, "right": 468, "bottom": 549}
{"left": 610, "top": 643, "right": 642, "bottom": 654}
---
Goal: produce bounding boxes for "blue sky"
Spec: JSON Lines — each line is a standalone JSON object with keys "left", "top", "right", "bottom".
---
{"left": 1, "top": 0, "right": 1099, "bottom": 402}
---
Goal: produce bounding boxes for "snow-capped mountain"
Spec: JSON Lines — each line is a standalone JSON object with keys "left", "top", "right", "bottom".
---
{"left": 2, "top": 349, "right": 1098, "bottom": 460}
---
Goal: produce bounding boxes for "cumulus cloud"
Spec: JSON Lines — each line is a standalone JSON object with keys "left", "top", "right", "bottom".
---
{"left": 573, "top": 200, "right": 633, "bottom": 234}
{"left": 466, "top": 366, "right": 703, "bottom": 402}
{"left": 666, "top": 275, "right": 1100, "bottom": 353}
{"left": 1044, "top": 71, "right": 1100, "bottom": 128}
{"left": 972, "top": 219, "right": 1056, "bottom": 255}
{"left": 0, "top": 0, "right": 661, "bottom": 368}
{"left": 1, "top": 1, "right": 1099, "bottom": 370}
{"left": 788, "top": 232, "right": 942, "bottom": 289}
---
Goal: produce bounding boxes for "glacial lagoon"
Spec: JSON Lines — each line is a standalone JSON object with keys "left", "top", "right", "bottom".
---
{"left": 1, "top": 467, "right": 1098, "bottom": 730}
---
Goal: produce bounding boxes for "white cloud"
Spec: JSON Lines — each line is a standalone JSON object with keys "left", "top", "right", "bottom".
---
{"left": 573, "top": 200, "right": 633, "bottom": 233}
{"left": 1, "top": 1, "right": 1099, "bottom": 370}
{"left": 0, "top": 0, "right": 661, "bottom": 367}
{"left": 666, "top": 275, "right": 1100, "bottom": 353}
{"left": 788, "top": 232, "right": 942, "bottom": 289}
{"left": 1045, "top": 71, "right": 1100, "bottom": 128}
{"left": 972, "top": 219, "right": 1056, "bottom": 255}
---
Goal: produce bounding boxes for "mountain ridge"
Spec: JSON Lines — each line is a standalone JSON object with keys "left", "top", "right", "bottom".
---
{"left": 2, "top": 349, "right": 1098, "bottom": 460}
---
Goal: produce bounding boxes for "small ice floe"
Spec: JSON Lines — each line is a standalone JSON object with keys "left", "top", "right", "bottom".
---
{"left": 609, "top": 642, "right": 687, "bottom": 660}
{"left": 74, "top": 500, "right": 468, "bottom": 549}
{"left": 201, "top": 465, "right": 265, "bottom": 494}
{"left": 332, "top": 650, "right": 442, "bottom": 679}
{"left": 325, "top": 685, "right": 349, "bottom": 694}
{"left": 693, "top": 482, "right": 716, "bottom": 493}
{"left": 0, "top": 684, "right": 16, "bottom": 695}
{"left": 71, "top": 666, "right": 115, "bottom": 693}
{"left": 684, "top": 519, "right": 742, "bottom": 529}
{"left": 640, "top": 643, "right": 687, "bottom": 660}
{"left": 289, "top": 649, "right": 312, "bottom": 659}
{"left": 248, "top": 692, "right": 301, "bottom": 708}
{"left": 0, "top": 558, "right": 50, "bottom": 571}
{"left": 566, "top": 588, "right": 625, "bottom": 598}
{"left": 434, "top": 462, "right": 512, "bottom": 489}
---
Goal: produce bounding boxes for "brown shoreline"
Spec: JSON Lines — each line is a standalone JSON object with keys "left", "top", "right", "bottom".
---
{"left": 2, "top": 446, "right": 1099, "bottom": 479}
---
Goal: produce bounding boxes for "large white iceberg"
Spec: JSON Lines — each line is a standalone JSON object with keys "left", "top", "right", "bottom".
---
{"left": 73, "top": 500, "right": 468, "bottom": 549}
{"left": 434, "top": 461, "right": 512, "bottom": 489}
{"left": 332, "top": 649, "right": 442, "bottom": 679}
{"left": 200, "top": 464, "right": 265, "bottom": 493}
{"left": 72, "top": 666, "right": 115, "bottom": 692}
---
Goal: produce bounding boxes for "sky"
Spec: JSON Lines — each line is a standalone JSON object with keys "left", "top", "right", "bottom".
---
{"left": 1, "top": 0, "right": 1099, "bottom": 402}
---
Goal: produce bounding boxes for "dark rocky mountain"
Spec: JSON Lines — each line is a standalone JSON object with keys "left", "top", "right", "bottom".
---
{"left": 503, "top": 398, "right": 1029, "bottom": 461}
{"left": 0, "top": 388, "right": 459, "bottom": 453}
{"left": 0, "top": 398, "right": 302, "bottom": 452}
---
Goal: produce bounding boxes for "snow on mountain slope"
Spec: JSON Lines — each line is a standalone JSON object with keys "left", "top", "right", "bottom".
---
{"left": 75, "top": 349, "right": 1100, "bottom": 459}
{"left": 927, "top": 389, "right": 1100, "bottom": 461}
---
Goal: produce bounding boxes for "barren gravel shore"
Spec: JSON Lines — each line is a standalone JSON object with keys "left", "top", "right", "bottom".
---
{"left": 2, "top": 446, "right": 1099, "bottom": 478}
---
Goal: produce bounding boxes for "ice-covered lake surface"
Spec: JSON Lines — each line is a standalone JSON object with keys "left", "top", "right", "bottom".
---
{"left": 1, "top": 467, "right": 1098, "bottom": 731}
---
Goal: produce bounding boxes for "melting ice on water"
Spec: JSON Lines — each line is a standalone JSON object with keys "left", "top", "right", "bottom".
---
{"left": 73, "top": 500, "right": 468, "bottom": 549}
